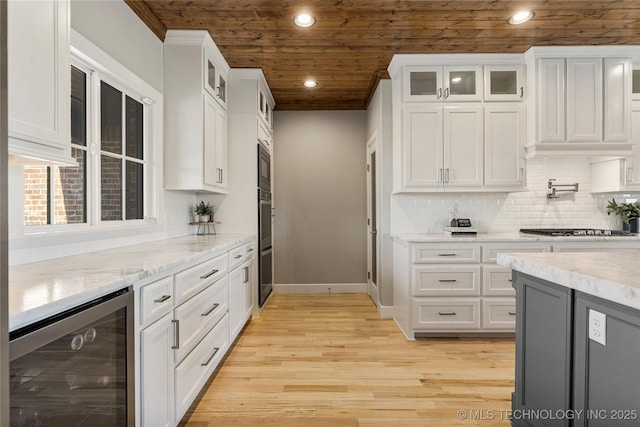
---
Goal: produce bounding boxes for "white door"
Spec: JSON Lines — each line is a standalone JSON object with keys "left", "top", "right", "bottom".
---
{"left": 402, "top": 106, "right": 443, "bottom": 188}
{"left": 366, "top": 135, "right": 379, "bottom": 305}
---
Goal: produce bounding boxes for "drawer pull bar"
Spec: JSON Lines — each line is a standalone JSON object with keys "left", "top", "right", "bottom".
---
{"left": 201, "top": 347, "right": 220, "bottom": 366}
{"left": 171, "top": 319, "right": 179, "bottom": 349}
{"left": 247, "top": 248, "right": 255, "bottom": 252}
{"left": 438, "top": 312, "right": 457, "bottom": 316}
{"left": 200, "top": 269, "right": 220, "bottom": 279}
{"left": 243, "top": 266, "right": 249, "bottom": 283}
{"left": 508, "top": 311, "right": 517, "bottom": 316}
{"left": 154, "top": 295, "right": 171, "bottom": 303}
{"left": 234, "top": 254, "right": 243, "bottom": 259}
{"left": 438, "top": 279, "right": 457, "bottom": 283}
{"left": 201, "top": 303, "right": 220, "bottom": 317}
{"left": 508, "top": 279, "right": 513, "bottom": 282}
{"left": 438, "top": 253, "right": 457, "bottom": 257}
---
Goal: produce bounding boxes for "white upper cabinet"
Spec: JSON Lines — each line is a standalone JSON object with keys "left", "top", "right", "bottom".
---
{"left": 484, "top": 65, "right": 525, "bottom": 101}
{"left": 404, "top": 65, "right": 483, "bottom": 102}
{"left": 484, "top": 104, "right": 526, "bottom": 188}
{"left": 389, "top": 53, "right": 526, "bottom": 193}
{"left": 8, "top": 0, "right": 74, "bottom": 165}
{"left": 525, "top": 47, "right": 636, "bottom": 157}
{"left": 164, "top": 30, "right": 230, "bottom": 193}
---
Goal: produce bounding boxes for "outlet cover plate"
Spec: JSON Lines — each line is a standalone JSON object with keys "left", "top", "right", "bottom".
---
{"left": 589, "top": 309, "right": 607, "bottom": 346}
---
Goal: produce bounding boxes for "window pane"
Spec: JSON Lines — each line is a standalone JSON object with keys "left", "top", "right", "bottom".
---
{"left": 55, "top": 148, "right": 87, "bottom": 224}
{"left": 101, "top": 81, "right": 122, "bottom": 154}
{"left": 101, "top": 155, "right": 122, "bottom": 221}
{"left": 126, "top": 161, "right": 143, "bottom": 220}
{"left": 71, "top": 67, "right": 87, "bottom": 146}
{"left": 126, "top": 96, "right": 143, "bottom": 160}
{"left": 24, "top": 166, "right": 50, "bottom": 226}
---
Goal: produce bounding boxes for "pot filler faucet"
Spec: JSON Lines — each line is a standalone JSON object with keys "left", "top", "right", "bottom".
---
{"left": 547, "top": 178, "right": 579, "bottom": 199}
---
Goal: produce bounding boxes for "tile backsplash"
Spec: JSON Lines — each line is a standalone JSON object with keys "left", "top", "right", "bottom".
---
{"left": 391, "top": 156, "right": 639, "bottom": 234}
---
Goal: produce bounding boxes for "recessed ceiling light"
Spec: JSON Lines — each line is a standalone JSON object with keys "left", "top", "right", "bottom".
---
{"left": 508, "top": 10, "right": 534, "bottom": 25}
{"left": 294, "top": 13, "right": 315, "bottom": 28}
{"left": 302, "top": 80, "right": 318, "bottom": 88}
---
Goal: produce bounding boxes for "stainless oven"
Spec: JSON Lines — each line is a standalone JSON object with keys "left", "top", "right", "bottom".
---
{"left": 9, "top": 289, "right": 134, "bottom": 426}
{"left": 258, "top": 188, "right": 273, "bottom": 307}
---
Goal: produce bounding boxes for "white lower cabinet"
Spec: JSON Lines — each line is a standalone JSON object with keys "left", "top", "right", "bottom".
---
{"left": 394, "top": 240, "right": 550, "bottom": 339}
{"left": 140, "top": 311, "right": 174, "bottom": 427}
{"left": 136, "top": 238, "right": 255, "bottom": 426}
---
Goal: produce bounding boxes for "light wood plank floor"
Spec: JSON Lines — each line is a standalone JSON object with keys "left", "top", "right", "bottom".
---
{"left": 180, "top": 294, "right": 515, "bottom": 427}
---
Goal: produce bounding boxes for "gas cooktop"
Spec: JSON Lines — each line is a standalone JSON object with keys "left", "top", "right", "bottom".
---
{"left": 519, "top": 228, "right": 631, "bottom": 237}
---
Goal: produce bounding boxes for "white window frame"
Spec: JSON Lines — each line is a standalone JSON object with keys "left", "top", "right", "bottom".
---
{"left": 23, "top": 30, "right": 162, "bottom": 235}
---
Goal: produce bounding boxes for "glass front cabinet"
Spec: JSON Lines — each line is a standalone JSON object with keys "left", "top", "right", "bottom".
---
{"left": 404, "top": 65, "right": 483, "bottom": 102}
{"left": 484, "top": 65, "right": 525, "bottom": 101}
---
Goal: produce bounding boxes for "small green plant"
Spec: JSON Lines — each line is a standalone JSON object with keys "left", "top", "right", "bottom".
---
{"left": 195, "top": 200, "right": 213, "bottom": 216}
{"left": 606, "top": 199, "right": 640, "bottom": 224}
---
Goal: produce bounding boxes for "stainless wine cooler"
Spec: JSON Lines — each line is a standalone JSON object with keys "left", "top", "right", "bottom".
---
{"left": 9, "top": 289, "right": 134, "bottom": 426}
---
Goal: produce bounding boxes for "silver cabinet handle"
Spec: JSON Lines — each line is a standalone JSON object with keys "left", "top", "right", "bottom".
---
{"left": 215, "top": 86, "right": 221, "bottom": 98}
{"left": 200, "top": 269, "right": 219, "bottom": 279}
{"left": 438, "top": 312, "right": 456, "bottom": 316}
{"left": 247, "top": 248, "right": 254, "bottom": 252}
{"left": 508, "top": 311, "right": 517, "bottom": 316}
{"left": 508, "top": 278, "right": 513, "bottom": 282}
{"left": 154, "top": 295, "right": 171, "bottom": 303}
{"left": 437, "top": 88, "right": 442, "bottom": 99}
{"left": 201, "top": 347, "right": 220, "bottom": 366}
{"left": 370, "top": 230, "right": 378, "bottom": 235}
{"left": 438, "top": 253, "right": 457, "bottom": 257}
{"left": 445, "top": 168, "right": 450, "bottom": 183}
{"left": 438, "top": 168, "right": 443, "bottom": 183}
{"left": 234, "top": 254, "right": 243, "bottom": 259}
{"left": 519, "top": 86, "right": 524, "bottom": 98}
{"left": 444, "top": 87, "right": 450, "bottom": 98}
{"left": 243, "top": 266, "right": 249, "bottom": 283}
{"left": 438, "top": 279, "right": 457, "bottom": 283}
{"left": 171, "top": 319, "right": 179, "bottom": 349}
{"left": 201, "top": 302, "right": 220, "bottom": 317}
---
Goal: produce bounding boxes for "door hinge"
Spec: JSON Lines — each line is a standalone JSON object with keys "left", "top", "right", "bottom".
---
{"left": 366, "top": 164, "right": 370, "bottom": 172}
{"left": 367, "top": 218, "right": 370, "bottom": 226}
{"left": 367, "top": 271, "right": 371, "bottom": 279}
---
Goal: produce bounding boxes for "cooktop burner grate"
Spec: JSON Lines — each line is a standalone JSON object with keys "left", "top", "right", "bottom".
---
{"left": 519, "top": 228, "right": 631, "bottom": 237}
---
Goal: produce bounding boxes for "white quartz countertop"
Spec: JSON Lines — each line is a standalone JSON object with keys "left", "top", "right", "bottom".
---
{"left": 9, "top": 233, "right": 253, "bottom": 332}
{"left": 497, "top": 251, "right": 640, "bottom": 311}
{"left": 394, "top": 232, "right": 640, "bottom": 243}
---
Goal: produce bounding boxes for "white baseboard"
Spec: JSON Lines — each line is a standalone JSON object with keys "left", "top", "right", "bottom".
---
{"left": 273, "top": 283, "right": 368, "bottom": 294}
{"left": 378, "top": 305, "right": 394, "bottom": 319}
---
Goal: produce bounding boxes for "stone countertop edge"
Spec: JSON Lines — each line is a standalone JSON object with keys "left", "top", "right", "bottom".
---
{"left": 9, "top": 233, "right": 254, "bottom": 332}
{"left": 497, "top": 251, "right": 640, "bottom": 311}
{"left": 393, "top": 233, "right": 640, "bottom": 243}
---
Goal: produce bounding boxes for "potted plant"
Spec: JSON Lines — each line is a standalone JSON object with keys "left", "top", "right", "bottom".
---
{"left": 194, "top": 200, "right": 214, "bottom": 223}
{"left": 606, "top": 199, "right": 640, "bottom": 233}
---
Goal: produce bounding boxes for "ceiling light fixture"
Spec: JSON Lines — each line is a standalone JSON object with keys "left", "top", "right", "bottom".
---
{"left": 302, "top": 80, "right": 318, "bottom": 88}
{"left": 294, "top": 13, "right": 316, "bottom": 28}
{"left": 508, "top": 10, "right": 534, "bottom": 25}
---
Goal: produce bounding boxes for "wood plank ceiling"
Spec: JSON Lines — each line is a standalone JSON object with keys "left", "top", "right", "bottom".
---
{"left": 125, "top": 0, "right": 640, "bottom": 110}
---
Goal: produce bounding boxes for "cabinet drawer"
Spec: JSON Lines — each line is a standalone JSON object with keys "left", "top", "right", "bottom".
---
{"left": 175, "top": 253, "right": 228, "bottom": 304}
{"left": 229, "top": 245, "right": 245, "bottom": 271}
{"left": 244, "top": 240, "right": 257, "bottom": 261}
{"left": 412, "top": 265, "right": 480, "bottom": 296}
{"left": 413, "top": 298, "right": 480, "bottom": 330}
{"left": 482, "top": 243, "right": 550, "bottom": 262}
{"left": 140, "top": 276, "right": 174, "bottom": 326}
{"left": 175, "top": 315, "right": 229, "bottom": 421}
{"left": 482, "top": 265, "right": 515, "bottom": 296}
{"left": 482, "top": 298, "right": 516, "bottom": 329}
{"left": 174, "top": 277, "right": 228, "bottom": 364}
{"left": 411, "top": 244, "right": 480, "bottom": 263}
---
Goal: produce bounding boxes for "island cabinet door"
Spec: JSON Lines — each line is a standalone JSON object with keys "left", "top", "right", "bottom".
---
{"left": 573, "top": 293, "right": 640, "bottom": 427}
{"left": 513, "top": 272, "right": 573, "bottom": 427}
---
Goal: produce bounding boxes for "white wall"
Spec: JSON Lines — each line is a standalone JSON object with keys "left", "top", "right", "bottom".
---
{"left": 273, "top": 110, "right": 368, "bottom": 285}
{"left": 70, "top": 0, "right": 163, "bottom": 92}
{"left": 391, "top": 156, "right": 640, "bottom": 234}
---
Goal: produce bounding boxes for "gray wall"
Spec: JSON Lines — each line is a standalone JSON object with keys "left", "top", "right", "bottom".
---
{"left": 70, "top": 0, "right": 163, "bottom": 92}
{"left": 273, "top": 111, "right": 367, "bottom": 284}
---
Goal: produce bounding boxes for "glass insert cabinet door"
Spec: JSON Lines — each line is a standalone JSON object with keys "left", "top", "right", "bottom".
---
{"left": 633, "top": 69, "right": 640, "bottom": 101}
{"left": 484, "top": 64, "right": 525, "bottom": 101}
{"left": 405, "top": 65, "right": 483, "bottom": 102}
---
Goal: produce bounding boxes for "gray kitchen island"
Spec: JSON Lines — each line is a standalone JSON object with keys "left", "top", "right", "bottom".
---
{"left": 498, "top": 251, "right": 640, "bottom": 427}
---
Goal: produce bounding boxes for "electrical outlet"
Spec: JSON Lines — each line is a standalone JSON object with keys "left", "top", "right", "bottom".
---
{"left": 589, "top": 309, "right": 606, "bottom": 346}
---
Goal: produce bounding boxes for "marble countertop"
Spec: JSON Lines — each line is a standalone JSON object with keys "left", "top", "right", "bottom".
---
{"left": 9, "top": 233, "right": 253, "bottom": 332}
{"left": 497, "top": 251, "right": 640, "bottom": 311}
{"left": 394, "top": 232, "right": 640, "bottom": 243}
